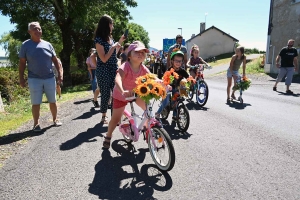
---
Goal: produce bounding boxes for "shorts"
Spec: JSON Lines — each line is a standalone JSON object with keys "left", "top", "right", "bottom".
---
{"left": 113, "top": 98, "right": 127, "bottom": 109}
{"left": 28, "top": 77, "right": 56, "bottom": 105}
{"left": 276, "top": 67, "right": 294, "bottom": 85}
{"left": 227, "top": 68, "right": 239, "bottom": 78}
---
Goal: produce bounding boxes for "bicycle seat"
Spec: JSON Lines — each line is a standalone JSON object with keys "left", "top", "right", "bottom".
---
{"left": 125, "top": 96, "right": 136, "bottom": 102}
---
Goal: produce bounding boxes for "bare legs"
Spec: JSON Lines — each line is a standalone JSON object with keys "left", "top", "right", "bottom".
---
{"left": 32, "top": 102, "right": 58, "bottom": 126}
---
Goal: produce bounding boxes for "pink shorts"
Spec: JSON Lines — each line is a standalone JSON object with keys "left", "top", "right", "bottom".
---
{"left": 113, "top": 98, "right": 127, "bottom": 109}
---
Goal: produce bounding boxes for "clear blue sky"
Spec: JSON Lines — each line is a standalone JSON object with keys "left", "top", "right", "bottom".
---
{"left": 0, "top": 0, "right": 270, "bottom": 56}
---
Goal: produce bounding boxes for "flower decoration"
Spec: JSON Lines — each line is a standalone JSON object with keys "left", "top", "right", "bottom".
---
{"left": 133, "top": 73, "right": 167, "bottom": 104}
{"left": 233, "top": 76, "right": 251, "bottom": 91}
{"left": 185, "top": 76, "right": 196, "bottom": 89}
{"left": 162, "top": 68, "right": 179, "bottom": 86}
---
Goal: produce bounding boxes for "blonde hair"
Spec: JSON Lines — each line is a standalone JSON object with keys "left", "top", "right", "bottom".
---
{"left": 28, "top": 22, "right": 40, "bottom": 30}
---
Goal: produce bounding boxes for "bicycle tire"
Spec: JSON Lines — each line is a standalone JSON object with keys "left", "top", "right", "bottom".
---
{"left": 196, "top": 80, "right": 209, "bottom": 107}
{"left": 148, "top": 126, "right": 175, "bottom": 171}
{"left": 120, "top": 114, "right": 133, "bottom": 143}
{"left": 176, "top": 104, "right": 190, "bottom": 132}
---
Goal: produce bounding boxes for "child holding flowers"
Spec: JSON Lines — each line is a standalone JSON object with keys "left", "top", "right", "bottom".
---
{"left": 102, "top": 41, "right": 151, "bottom": 148}
{"left": 227, "top": 46, "right": 247, "bottom": 102}
{"left": 156, "top": 50, "right": 189, "bottom": 121}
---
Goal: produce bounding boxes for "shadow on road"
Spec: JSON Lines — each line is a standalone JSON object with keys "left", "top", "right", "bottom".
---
{"left": 60, "top": 123, "right": 107, "bottom": 151}
{"left": 226, "top": 101, "right": 252, "bottom": 110}
{"left": 88, "top": 139, "right": 172, "bottom": 200}
{"left": 161, "top": 120, "right": 192, "bottom": 140}
{"left": 72, "top": 108, "right": 100, "bottom": 120}
{"left": 185, "top": 101, "right": 209, "bottom": 111}
{"left": 73, "top": 99, "right": 92, "bottom": 105}
{"left": 0, "top": 125, "right": 53, "bottom": 146}
{"left": 275, "top": 91, "right": 300, "bottom": 97}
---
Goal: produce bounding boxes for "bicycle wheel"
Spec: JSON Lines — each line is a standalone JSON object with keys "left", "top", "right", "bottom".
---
{"left": 120, "top": 115, "right": 133, "bottom": 143}
{"left": 176, "top": 104, "right": 190, "bottom": 132}
{"left": 196, "top": 80, "right": 209, "bottom": 107}
{"left": 148, "top": 126, "right": 175, "bottom": 171}
{"left": 187, "top": 85, "right": 194, "bottom": 101}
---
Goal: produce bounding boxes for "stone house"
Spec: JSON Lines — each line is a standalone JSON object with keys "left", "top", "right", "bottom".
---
{"left": 185, "top": 24, "right": 239, "bottom": 60}
{"left": 265, "top": 0, "right": 300, "bottom": 73}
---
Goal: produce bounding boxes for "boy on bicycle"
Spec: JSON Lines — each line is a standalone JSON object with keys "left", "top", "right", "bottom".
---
{"left": 156, "top": 50, "right": 189, "bottom": 121}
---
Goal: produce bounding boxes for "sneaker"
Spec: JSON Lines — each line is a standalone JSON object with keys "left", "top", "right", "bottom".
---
{"left": 33, "top": 124, "right": 41, "bottom": 132}
{"left": 286, "top": 90, "right": 293, "bottom": 94}
{"left": 53, "top": 120, "right": 62, "bottom": 126}
{"left": 94, "top": 101, "right": 100, "bottom": 108}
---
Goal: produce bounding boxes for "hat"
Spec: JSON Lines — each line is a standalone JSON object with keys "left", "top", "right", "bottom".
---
{"left": 127, "top": 41, "right": 150, "bottom": 54}
{"left": 170, "top": 50, "right": 184, "bottom": 59}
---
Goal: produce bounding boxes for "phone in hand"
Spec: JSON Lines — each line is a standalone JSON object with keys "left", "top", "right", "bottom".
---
{"left": 124, "top": 29, "right": 129, "bottom": 38}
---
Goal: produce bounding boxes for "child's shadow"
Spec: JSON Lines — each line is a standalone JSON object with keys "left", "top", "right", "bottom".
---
{"left": 88, "top": 139, "right": 172, "bottom": 199}
{"left": 160, "top": 119, "right": 192, "bottom": 140}
{"left": 226, "top": 100, "right": 252, "bottom": 110}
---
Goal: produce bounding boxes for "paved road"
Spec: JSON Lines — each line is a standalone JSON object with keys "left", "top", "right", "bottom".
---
{"left": 1, "top": 56, "right": 300, "bottom": 199}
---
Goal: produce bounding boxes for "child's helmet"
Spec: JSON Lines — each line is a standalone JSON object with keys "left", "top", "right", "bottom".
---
{"left": 170, "top": 50, "right": 184, "bottom": 60}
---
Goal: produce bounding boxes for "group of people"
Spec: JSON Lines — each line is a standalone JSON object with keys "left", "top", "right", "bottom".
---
{"left": 19, "top": 15, "right": 298, "bottom": 146}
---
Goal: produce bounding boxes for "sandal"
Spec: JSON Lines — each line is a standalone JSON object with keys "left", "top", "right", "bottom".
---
{"left": 231, "top": 94, "right": 236, "bottom": 100}
{"left": 103, "top": 136, "right": 111, "bottom": 149}
{"left": 227, "top": 98, "right": 231, "bottom": 103}
{"left": 101, "top": 116, "right": 108, "bottom": 124}
{"left": 273, "top": 86, "right": 277, "bottom": 91}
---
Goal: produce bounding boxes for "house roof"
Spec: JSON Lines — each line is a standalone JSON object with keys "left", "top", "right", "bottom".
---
{"left": 186, "top": 26, "right": 239, "bottom": 42}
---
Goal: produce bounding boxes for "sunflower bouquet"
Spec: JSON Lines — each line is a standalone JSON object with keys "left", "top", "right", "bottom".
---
{"left": 162, "top": 68, "right": 179, "bottom": 85}
{"left": 133, "top": 73, "right": 167, "bottom": 104}
{"left": 233, "top": 76, "right": 251, "bottom": 91}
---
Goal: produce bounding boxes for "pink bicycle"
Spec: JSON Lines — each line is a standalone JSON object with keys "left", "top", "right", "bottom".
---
{"left": 119, "top": 96, "right": 175, "bottom": 171}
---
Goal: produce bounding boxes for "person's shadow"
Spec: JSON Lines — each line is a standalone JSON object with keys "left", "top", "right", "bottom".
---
{"left": 0, "top": 125, "right": 53, "bottom": 146}
{"left": 185, "top": 101, "right": 209, "bottom": 111}
{"left": 88, "top": 139, "right": 173, "bottom": 200}
{"left": 160, "top": 119, "right": 192, "bottom": 140}
{"left": 72, "top": 108, "right": 100, "bottom": 120}
{"left": 226, "top": 100, "right": 252, "bottom": 110}
{"left": 59, "top": 123, "right": 107, "bottom": 151}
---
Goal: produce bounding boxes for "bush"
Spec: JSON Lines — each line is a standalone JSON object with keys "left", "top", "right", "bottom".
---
{"left": 0, "top": 67, "right": 30, "bottom": 104}
{"left": 70, "top": 69, "right": 90, "bottom": 86}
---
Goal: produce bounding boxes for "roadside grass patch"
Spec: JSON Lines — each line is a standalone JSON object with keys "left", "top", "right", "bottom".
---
{"left": 246, "top": 57, "right": 264, "bottom": 74}
{"left": 0, "top": 84, "right": 91, "bottom": 137}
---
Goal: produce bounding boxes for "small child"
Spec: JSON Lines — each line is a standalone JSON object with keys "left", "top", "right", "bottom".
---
{"left": 186, "top": 44, "right": 208, "bottom": 79}
{"left": 156, "top": 50, "right": 189, "bottom": 121}
{"left": 103, "top": 41, "right": 150, "bottom": 149}
{"left": 227, "top": 46, "right": 246, "bottom": 102}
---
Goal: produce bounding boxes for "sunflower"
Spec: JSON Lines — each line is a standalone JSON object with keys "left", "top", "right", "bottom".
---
{"left": 146, "top": 80, "right": 156, "bottom": 91}
{"left": 146, "top": 73, "right": 157, "bottom": 80}
{"left": 135, "top": 75, "right": 148, "bottom": 85}
{"left": 135, "top": 83, "right": 150, "bottom": 97}
{"left": 151, "top": 83, "right": 161, "bottom": 96}
{"left": 161, "top": 87, "right": 167, "bottom": 99}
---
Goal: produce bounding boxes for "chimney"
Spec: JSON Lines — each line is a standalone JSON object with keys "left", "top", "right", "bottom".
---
{"left": 191, "top": 34, "right": 195, "bottom": 38}
{"left": 200, "top": 22, "right": 206, "bottom": 33}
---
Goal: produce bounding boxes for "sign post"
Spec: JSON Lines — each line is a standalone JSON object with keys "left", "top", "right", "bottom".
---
{"left": 163, "top": 38, "right": 186, "bottom": 53}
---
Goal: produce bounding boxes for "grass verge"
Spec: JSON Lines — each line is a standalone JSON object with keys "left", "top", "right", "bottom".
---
{"left": 0, "top": 84, "right": 91, "bottom": 137}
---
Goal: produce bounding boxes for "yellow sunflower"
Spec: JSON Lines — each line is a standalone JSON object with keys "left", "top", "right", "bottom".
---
{"left": 135, "top": 75, "right": 148, "bottom": 85}
{"left": 150, "top": 82, "right": 162, "bottom": 96}
{"left": 146, "top": 73, "right": 157, "bottom": 80}
{"left": 135, "top": 83, "right": 150, "bottom": 97}
{"left": 161, "top": 87, "right": 167, "bottom": 99}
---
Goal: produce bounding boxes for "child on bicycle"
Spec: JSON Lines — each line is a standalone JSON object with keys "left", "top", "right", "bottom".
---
{"left": 102, "top": 41, "right": 151, "bottom": 149}
{"left": 156, "top": 50, "right": 189, "bottom": 121}
{"left": 227, "top": 46, "right": 246, "bottom": 102}
{"left": 186, "top": 44, "right": 208, "bottom": 79}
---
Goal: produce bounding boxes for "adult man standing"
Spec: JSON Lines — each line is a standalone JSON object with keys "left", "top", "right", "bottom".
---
{"left": 167, "top": 35, "right": 188, "bottom": 69}
{"left": 273, "top": 39, "right": 298, "bottom": 94}
{"left": 19, "top": 22, "right": 63, "bottom": 132}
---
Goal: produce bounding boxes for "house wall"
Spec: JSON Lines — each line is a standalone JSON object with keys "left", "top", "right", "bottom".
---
{"left": 267, "top": 0, "right": 300, "bottom": 73}
{"left": 186, "top": 28, "right": 237, "bottom": 60}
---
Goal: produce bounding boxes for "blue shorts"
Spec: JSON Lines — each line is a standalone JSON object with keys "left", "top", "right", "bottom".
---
{"left": 227, "top": 68, "right": 239, "bottom": 78}
{"left": 28, "top": 77, "right": 56, "bottom": 105}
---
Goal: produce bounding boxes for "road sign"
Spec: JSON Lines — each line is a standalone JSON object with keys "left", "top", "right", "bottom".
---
{"left": 163, "top": 39, "right": 186, "bottom": 52}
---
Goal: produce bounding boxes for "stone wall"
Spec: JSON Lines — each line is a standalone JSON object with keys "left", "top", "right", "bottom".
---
{"left": 267, "top": 0, "right": 300, "bottom": 73}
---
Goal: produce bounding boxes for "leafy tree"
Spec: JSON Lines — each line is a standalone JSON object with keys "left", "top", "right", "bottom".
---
{"left": 124, "top": 23, "right": 150, "bottom": 48}
{"left": 0, "top": 33, "right": 22, "bottom": 67}
{"left": 0, "top": 0, "right": 137, "bottom": 86}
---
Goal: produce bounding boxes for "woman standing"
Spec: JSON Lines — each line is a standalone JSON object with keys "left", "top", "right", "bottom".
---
{"left": 226, "top": 46, "right": 246, "bottom": 102}
{"left": 86, "top": 48, "right": 100, "bottom": 107}
{"left": 94, "top": 14, "right": 125, "bottom": 123}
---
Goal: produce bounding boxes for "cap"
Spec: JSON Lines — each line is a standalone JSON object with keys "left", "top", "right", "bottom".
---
{"left": 170, "top": 50, "right": 184, "bottom": 59}
{"left": 127, "top": 41, "right": 150, "bottom": 54}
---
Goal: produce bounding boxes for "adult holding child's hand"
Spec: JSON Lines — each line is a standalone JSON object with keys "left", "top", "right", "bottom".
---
{"left": 94, "top": 14, "right": 126, "bottom": 124}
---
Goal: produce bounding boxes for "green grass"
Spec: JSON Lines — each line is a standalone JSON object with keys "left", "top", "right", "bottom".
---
{"left": 0, "top": 84, "right": 91, "bottom": 137}
{"left": 245, "top": 57, "right": 264, "bottom": 74}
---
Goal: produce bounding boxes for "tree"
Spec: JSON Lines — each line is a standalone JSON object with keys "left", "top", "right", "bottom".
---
{"left": 0, "top": 33, "right": 22, "bottom": 67}
{"left": 0, "top": 0, "right": 137, "bottom": 86}
{"left": 126, "top": 23, "right": 150, "bottom": 48}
